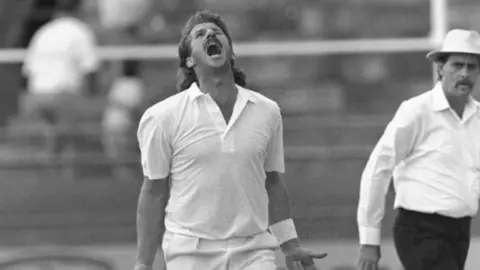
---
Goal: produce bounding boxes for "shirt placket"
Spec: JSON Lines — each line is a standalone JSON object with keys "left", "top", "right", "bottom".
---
{"left": 203, "top": 91, "right": 250, "bottom": 153}
{"left": 222, "top": 130, "right": 235, "bottom": 153}
{"left": 222, "top": 95, "right": 250, "bottom": 153}
{"left": 203, "top": 95, "right": 234, "bottom": 152}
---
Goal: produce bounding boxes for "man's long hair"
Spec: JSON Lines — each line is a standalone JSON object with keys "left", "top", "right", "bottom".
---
{"left": 177, "top": 10, "right": 246, "bottom": 91}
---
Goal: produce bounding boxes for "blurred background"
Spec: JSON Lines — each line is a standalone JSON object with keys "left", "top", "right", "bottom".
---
{"left": 0, "top": 0, "right": 479, "bottom": 269}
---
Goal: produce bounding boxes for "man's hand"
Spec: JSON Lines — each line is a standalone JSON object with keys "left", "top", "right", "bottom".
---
{"left": 282, "top": 239, "right": 327, "bottom": 270}
{"left": 358, "top": 244, "right": 381, "bottom": 270}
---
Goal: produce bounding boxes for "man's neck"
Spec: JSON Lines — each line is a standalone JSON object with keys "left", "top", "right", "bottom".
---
{"left": 447, "top": 96, "right": 469, "bottom": 118}
{"left": 196, "top": 72, "right": 237, "bottom": 105}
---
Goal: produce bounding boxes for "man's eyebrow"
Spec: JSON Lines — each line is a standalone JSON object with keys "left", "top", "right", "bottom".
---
{"left": 191, "top": 25, "right": 222, "bottom": 36}
{"left": 452, "top": 60, "right": 478, "bottom": 64}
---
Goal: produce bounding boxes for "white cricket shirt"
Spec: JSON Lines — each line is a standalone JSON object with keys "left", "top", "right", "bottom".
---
{"left": 137, "top": 83, "right": 285, "bottom": 239}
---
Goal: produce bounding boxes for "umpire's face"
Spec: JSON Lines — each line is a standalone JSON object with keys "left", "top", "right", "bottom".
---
{"left": 439, "top": 53, "right": 480, "bottom": 98}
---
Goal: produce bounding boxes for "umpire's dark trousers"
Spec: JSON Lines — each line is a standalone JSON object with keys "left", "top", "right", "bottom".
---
{"left": 393, "top": 208, "right": 471, "bottom": 270}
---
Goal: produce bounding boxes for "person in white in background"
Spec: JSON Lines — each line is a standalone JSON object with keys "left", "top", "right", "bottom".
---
{"left": 22, "top": 0, "right": 99, "bottom": 172}
{"left": 357, "top": 29, "right": 480, "bottom": 270}
{"left": 134, "top": 10, "right": 327, "bottom": 270}
{"left": 102, "top": 59, "right": 145, "bottom": 181}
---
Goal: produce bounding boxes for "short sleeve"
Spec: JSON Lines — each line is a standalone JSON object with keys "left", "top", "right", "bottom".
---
{"left": 264, "top": 107, "right": 285, "bottom": 173}
{"left": 137, "top": 110, "right": 171, "bottom": 180}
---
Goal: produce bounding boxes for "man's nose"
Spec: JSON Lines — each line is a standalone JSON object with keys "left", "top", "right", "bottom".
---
{"left": 459, "top": 66, "right": 470, "bottom": 77}
{"left": 206, "top": 29, "right": 216, "bottom": 38}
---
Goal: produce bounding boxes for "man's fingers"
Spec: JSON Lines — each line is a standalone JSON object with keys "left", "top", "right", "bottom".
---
{"left": 287, "top": 250, "right": 326, "bottom": 270}
{"left": 287, "top": 260, "right": 301, "bottom": 270}
{"left": 360, "top": 260, "right": 369, "bottom": 270}
{"left": 367, "top": 261, "right": 377, "bottom": 270}
{"left": 285, "top": 257, "right": 295, "bottom": 270}
{"left": 360, "top": 260, "right": 378, "bottom": 270}
{"left": 303, "top": 263, "right": 318, "bottom": 270}
{"left": 300, "top": 259, "right": 317, "bottom": 270}
{"left": 286, "top": 256, "right": 301, "bottom": 270}
{"left": 308, "top": 252, "right": 328, "bottom": 259}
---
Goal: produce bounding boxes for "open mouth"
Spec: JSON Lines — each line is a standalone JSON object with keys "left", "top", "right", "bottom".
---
{"left": 205, "top": 40, "right": 222, "bottom": 56}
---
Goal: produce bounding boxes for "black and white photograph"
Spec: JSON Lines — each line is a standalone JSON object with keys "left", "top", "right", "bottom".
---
{"left": 0, "top": 0, "right": 478, "bottom": 270}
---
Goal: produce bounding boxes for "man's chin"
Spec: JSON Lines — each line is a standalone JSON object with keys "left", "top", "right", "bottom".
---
{"left": 205, "top": 56, "right": 228, "bottom": 68}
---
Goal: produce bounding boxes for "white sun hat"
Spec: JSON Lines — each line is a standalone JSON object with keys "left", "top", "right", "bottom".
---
{"left": 426, "top": 29, "right": 480, "bottom": 62}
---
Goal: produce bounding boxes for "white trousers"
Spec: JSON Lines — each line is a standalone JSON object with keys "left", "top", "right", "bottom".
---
{"left": 162, "top": 230, "right": 279, "bottom": 270}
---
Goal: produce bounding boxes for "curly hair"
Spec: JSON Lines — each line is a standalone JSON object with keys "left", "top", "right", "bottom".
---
{"left": 177, "top": 10, "right": 246, "bottom": 91}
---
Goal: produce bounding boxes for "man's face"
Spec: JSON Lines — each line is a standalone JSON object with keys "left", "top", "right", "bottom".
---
{"left": 439, "top": 54, "right": 480, "bottom": 98}
{"left": 186, "top": 22, "right": 232, "bottom": 70}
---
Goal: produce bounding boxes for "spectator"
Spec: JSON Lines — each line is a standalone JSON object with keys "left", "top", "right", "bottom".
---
{"left": 102, "top": 59, "right": 145, "bottom": 181}
{"left": 22, "top": 0, "right": 100, "bottom": 179}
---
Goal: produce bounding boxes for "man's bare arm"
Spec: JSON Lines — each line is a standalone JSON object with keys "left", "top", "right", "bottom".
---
{"left": 265, "top": 171, "right": 300, "bottom": 251}
{"left": 266, "top": 171, "right": 291, "bottom": 224}
{"left": 136, "top": 176, "right": 170, "bottom": 268}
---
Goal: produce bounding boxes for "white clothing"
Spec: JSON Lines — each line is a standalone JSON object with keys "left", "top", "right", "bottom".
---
{"left": 23, "top": 17, "right": 99, "bottom": 94}
{"left": 137, "top": 83, "right": 285, "bottom": 239}
{"left": 358, "top": 82, "right": 480, "bottom": 245}
{"left": 162, "top": 230, "right": 277, "bottom": 270}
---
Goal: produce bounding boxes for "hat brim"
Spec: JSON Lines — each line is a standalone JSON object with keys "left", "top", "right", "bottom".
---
{"left": 427, "top": 50, "right": 480, "bottom": 62}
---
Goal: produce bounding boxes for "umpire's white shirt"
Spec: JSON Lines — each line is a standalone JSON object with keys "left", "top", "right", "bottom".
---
{"left": 138, "top": 83, "right": 285, "bottom": 239}
{"left": 358, "top": 82, "right": 480, "bottom": 245}
{"left": 23, "top": 16, "right": 99, "bottom": 94}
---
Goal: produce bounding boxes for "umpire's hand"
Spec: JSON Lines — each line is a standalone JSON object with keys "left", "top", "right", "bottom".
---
{"left": 358, "top": 244, "right": 381, "bottom": 270}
